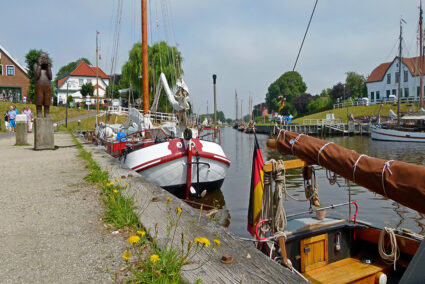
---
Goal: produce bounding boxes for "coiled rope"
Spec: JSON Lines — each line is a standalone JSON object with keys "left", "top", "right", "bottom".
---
{"left": 378, "top": 227, "right": 399, "bottom": 270}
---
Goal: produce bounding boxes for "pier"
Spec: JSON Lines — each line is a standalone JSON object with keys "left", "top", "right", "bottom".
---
{"left": 255, "top": 119, "right": 371, "bottom": 136}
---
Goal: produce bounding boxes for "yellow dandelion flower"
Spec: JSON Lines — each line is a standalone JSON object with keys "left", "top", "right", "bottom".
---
{"left": 166, "top": 197, "right": 171, "bottom": 202}
{"left": 128, "top": 235, "right": 140, "bottom": 244}
{"left": 176, "top": 207, "right": 182, "bottom": 214}
{"left": 119, "top": 178, "right": 123, "bottom": 182}
{"left": 125, "top": 183, "right": 129, "bottom": 187}
{"left": 194, "top": 237, "right": 201, "bottom": 244}
{"left": 113, "top": 189, "right": 118, "bottom": 193}
{"left": 198, "top": 237, "right": 211, "bottom": 247}
{"left": 137, "top": 230, "right": 146, "bottom": 236}
{"left": 114, "top": 178, "right": 118, "bottom": 182}
{"left": 214, "top": 239, "right": 221, "bottom": 247}
{"left": 110, "top": 182, "right": 114, "bottom": 185}
{"left": 122, "top": 251, "right": 131, "bottom": 260}
{"left": 150, "top": 254, "right": 160, "bottom": 263}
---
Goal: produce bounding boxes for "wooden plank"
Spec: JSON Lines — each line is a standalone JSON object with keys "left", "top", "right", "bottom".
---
{"left": 82, "top": 139, "right": 303, "bottom": 283}
{"left": 263, "top": 159, "right": 306, "bottom": 172}
{"left": 300, "top": 233, "right": 328, "bottom": 273}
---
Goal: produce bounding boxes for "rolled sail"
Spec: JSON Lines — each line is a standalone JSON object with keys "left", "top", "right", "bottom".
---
{"left": 275, "top": 130, "right": 425, "bottom": 214}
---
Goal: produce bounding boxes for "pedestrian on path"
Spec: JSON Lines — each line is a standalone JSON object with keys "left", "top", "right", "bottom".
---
{"left": 23, "top": 106, "right": 33, "bottom": 132}
{"left": 7, "top": 106, "right": 16, "bottom": 132}
{"left": 3, "top": 111, "right": 9, "bottom": 131}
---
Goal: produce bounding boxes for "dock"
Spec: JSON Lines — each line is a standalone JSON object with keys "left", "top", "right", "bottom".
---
{"left": 255, "top": 119, "right": 370, "bottom": 136}
{"left": 79, "top": 135, "right": 303, "bottom": 283}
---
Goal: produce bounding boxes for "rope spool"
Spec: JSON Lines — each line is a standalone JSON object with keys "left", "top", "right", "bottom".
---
{"left": 378, "top": 227, "right": 399, "bottom": 270}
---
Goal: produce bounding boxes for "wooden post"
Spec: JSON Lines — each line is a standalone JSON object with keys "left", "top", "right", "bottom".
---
{"left": 142, "top": 0, "right": 149, "bottom": 113}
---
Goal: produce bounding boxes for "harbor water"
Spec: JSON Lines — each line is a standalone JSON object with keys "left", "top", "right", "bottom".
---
{"left": 207, "top": 127, "right": 425, "bottom": 239}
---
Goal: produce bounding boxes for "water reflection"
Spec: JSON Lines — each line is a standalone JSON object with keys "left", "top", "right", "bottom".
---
{"left": 219, "top": 127, "right": 425, "bottom": 238}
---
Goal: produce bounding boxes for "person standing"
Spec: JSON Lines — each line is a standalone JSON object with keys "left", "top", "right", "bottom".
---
{"left": 4, "top": 111, "right": 9, "bottom": 131}
{"left": 23, "top": 106, "right": 33, "bottom": 132}
{"left": 13, "top": 105, "right": 19, "bottom": 115}
{"left": 7, "top": 106, "right": 16, "bottom": 132}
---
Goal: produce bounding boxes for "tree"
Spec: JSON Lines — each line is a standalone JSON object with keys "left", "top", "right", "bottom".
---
{"left": 307, "top": 94, "right": 331, "bottom": 114}
{"left": 265, "top": 71, "right": 307, "bottom": 113}
{"left": 121, "top": 41, "right": 183, "bottom": 112}
{"left": 55, "top": 58, "right": 92, "bottom": 84}
{"left": 105, "top": 84, "right": 120, "bottom": 99}
{"left": 25, "top": 49, "right": 50, "bottom": 103}
{"left": 292, "top": 93, "right": 312, "bottom": 115}
{"left": 345, "top": 71, "right": 366, "bottom": 99}
{"left": 80, "top": 82, "right": 94, "bottom": 97}
{"left": 330, "top": 82, "right": 350, "bottom": 101}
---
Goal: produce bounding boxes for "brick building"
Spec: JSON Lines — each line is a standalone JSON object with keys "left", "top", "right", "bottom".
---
{"left": 0, "top": 44, "right": 29, "bottom": 102}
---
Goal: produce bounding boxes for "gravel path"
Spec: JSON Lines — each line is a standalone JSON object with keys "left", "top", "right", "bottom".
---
{"left": 55, "top": 111, "right": 97, "bottom": 125}
{"left": 0, "top": 132, "right": 127, "bottom": 283}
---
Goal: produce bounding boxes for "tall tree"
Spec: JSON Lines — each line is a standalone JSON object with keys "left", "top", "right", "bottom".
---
{"left": 265, "top": 71, "right": 307, "bottom": 113}
{"left": 345, "top": 71, "right": 366, "bottom": 99}
{"left": 292, "top": 93, "right": 312, "bottom": 115}
{"left": 25, "top": 49, "right": 50, "bottom": 103}
{"left": 330, "top": 82, "right": 350, "bottom": 101}
{"left": 121, "top": 41, "right": 183, "bottom": 112}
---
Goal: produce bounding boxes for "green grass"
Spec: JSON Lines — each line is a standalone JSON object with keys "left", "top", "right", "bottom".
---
{"left": 58, "top": 115, "right": 127, "bottom": 132}
{"left": 0, "top": 101, "right": 91, "bottom": 132}
{"left": 292, "top": 103, "right": 417, "bottom": 124}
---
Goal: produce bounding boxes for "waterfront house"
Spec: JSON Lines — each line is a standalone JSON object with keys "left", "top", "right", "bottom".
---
{"left": 0, "top": 44, "right": 29, "bottom": 103}
{"left": 366, "top": 56, "right": 425, "bottom": 104}
{"left": 56, "top": 61, "right": 110, "bottom": 105}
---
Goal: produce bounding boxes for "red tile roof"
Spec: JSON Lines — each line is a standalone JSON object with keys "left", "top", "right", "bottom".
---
{"left": 366, "top": 56, "right": 425, "bottom": 83}
{"left": 57, "top": 61, "right": 110, "bottom": 88}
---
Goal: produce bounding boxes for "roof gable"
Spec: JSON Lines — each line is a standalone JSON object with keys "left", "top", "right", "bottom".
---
{"left": 366, "top": 56, "right": 425, "bottom": 83}
{"left": 0, "top": 44, "right": 28, "bottom": 76}
{"left": 57, "top": 61, "right": 110, "bottom": 88}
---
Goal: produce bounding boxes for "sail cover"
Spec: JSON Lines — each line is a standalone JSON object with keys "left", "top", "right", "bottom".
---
{"left": 275, "top": 130, "right": 425, "bottom": 214}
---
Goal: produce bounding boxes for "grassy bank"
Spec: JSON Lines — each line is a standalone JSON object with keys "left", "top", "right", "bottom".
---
{"left": 292, "top": 103, "right": 416, "bottom": 124}
{"left": 58, "top": 115, "right": 127, "bottom": 132}
{"left": 72, "top": 133, "right": 215, "bottom": 283}
{"left": 1, "top": 102, "right": 91, "bottom": 132}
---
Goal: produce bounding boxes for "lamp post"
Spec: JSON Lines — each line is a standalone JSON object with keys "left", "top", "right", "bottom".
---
{"left": 212, "top": 74, "right": 217, "bottom": 127}
{"left": 66, "top": 82, "right": 69, "bottom": 128}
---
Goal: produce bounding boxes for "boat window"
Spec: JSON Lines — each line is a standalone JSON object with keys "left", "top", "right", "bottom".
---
{"left": 387, "top": 74, "right": 391, "bottom": 84}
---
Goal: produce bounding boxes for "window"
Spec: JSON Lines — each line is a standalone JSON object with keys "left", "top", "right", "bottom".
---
{"left": 79, "top": 79, "right": 84, "bottom": 86}
{"left": 370, "top": 91, "right": 375, "bottom": 101}
{"left": 387, "top": 74, "right": 391, "bottom": 84}
{"left": 405, "top": 88, "right": 409, "bottom": 97}
{"left": 418, "top": 86, "right": 421, "bottom": 97}
{"left": 376, "top": 91, "right": 380, "bottom": 100}
{"left": 386, "top": 90, "right": 391, "bottom": 98}
{"left": 392, "top": 89, "right": 396, "bottom": 95}
{"left": 0, "top": 64, "right": 2, "bottom": 76}
{"left": 404, "top": 70, "right": 408, "bottom": 82}
{"left": 395, "top": 72, "right": 400, "bottom": 83}
{"left": 6, "top": 65, "right": 14, "bottom": 76}
{"left": 86, "top": 79, "right": 91, "bottom": 84}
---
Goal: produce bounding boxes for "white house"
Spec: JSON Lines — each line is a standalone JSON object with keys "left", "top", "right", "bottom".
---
{"left": 366, "top": 56, "right": 425, "bottom": 104}
{"left": 56, "top": 61, "right": 110, "bottom": 105}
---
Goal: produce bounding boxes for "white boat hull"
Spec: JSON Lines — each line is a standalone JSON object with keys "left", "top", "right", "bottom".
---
{"left": 122, "top": 138, "right": 230, "bottom": 195}
{"left": 370, "top": 125, "right": 425, "bottom": 142}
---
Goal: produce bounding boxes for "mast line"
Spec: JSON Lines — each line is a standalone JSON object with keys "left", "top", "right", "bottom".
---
{"left": 142, "top": 0, "right": 149, "bottom": 113}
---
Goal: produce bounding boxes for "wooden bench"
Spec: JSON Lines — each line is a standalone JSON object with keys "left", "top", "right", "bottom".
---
{"left": 303, "top": 258, "right": 385, "bottom": 284}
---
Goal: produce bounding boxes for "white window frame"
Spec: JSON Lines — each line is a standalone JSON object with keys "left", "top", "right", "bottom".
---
{"left": 6, "top": 65, "right": 14, "bottom": 76}
{"left": 0, "top": 64, "right": 3, "bottom": 76}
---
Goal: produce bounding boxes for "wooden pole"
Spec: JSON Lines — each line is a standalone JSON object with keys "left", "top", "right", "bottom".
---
{"left": 420, "top": 2, "right": 424, "bottom": 109}
{"left": 213, "top": 74, "right": 217, "bottom": 127}
{"left": 96, "top": 31, "right": 100, "bottom": 125}
{"left": 142, "top": 0, "right": 149, "bottom": 113}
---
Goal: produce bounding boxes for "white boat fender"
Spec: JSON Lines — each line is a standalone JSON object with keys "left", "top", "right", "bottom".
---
{"left": 105, "top": 127, "right": 114, "bottom": 138}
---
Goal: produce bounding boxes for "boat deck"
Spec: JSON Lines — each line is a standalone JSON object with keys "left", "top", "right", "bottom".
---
{"left": 303, "top": 257, "right": 385, "bottom": 284}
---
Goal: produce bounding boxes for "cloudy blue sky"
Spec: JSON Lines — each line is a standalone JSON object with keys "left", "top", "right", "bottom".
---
{"left": 1, "top": 0, "right": 422, "bottom": 118}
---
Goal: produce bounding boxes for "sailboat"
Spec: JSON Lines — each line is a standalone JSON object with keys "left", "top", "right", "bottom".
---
{"left": 371, "top": 10, "right": 425, "bottom": 142}
{"left": 95, "top": 0, "right": 230, "bottom": 199}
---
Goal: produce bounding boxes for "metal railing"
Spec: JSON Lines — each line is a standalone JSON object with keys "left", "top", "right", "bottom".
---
{"left": 106, "top": 106, "right": 177, "bottom": 123}
{"left": 333, "top": 97, "right": 422, "bottom": 109}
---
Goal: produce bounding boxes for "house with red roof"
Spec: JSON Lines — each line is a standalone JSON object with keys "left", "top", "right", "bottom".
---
{"left": 366, "top": 56, "right": 424, "bottom": 104}
{"left": 56, "top": 61, "right": 110, "bottom": 105}
{"left": 0, "top": 44, "right": 29, "bottom": 103}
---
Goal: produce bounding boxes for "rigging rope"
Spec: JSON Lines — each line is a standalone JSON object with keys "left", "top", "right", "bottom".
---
{"left": 378, "top": 227, "right": 399, "bottom": 270}
{"left": 292, "top": 0, "right": 319, "bottom": 71}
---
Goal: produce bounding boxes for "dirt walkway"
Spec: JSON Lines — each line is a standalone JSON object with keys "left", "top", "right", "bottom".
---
{"left": 0, "top": 132, "right": 126, "bottom": 283}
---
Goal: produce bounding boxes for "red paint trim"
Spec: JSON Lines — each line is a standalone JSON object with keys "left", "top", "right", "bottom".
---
{"left": 372, "top": 128, "right": 425, "bottom": 140}
{"left": 185, "top": 142, "right": 193, "bottom": 200}
{"left": 132, "top": 152, "right": 185, "bottom": 172}
{"left": 198, "top": 152, "right": 231, "bottom": 166}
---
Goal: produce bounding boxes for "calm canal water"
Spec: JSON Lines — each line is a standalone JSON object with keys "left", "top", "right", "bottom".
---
{"left": 212, "top": 127, "right": 425, "bottom": 239}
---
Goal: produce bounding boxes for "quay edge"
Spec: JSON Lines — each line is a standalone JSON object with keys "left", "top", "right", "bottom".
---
{"left": 78, "top": 135, "right": 303, "bottom": 283}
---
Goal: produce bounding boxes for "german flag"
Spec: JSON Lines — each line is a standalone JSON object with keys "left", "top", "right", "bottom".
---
{"left": 247, "top": 134, "right": 265, "bottom": 236}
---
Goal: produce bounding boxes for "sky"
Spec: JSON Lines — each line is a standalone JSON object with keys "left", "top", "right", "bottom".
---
{"left": 1, "top": 0, "right": 423, "bottom": 118}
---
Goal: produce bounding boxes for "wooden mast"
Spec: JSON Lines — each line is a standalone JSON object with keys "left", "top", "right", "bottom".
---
{"left": 141, "top": 0, "right": 149, "bottom": 113}
{"left": 96, "top": 31, "right": 100, "bottom": 124}
{"left": 420, "top": 1, "right": 424, "bottom": 109}
{"left": 397, "top": 20, "right": 402, "bottom": 125}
